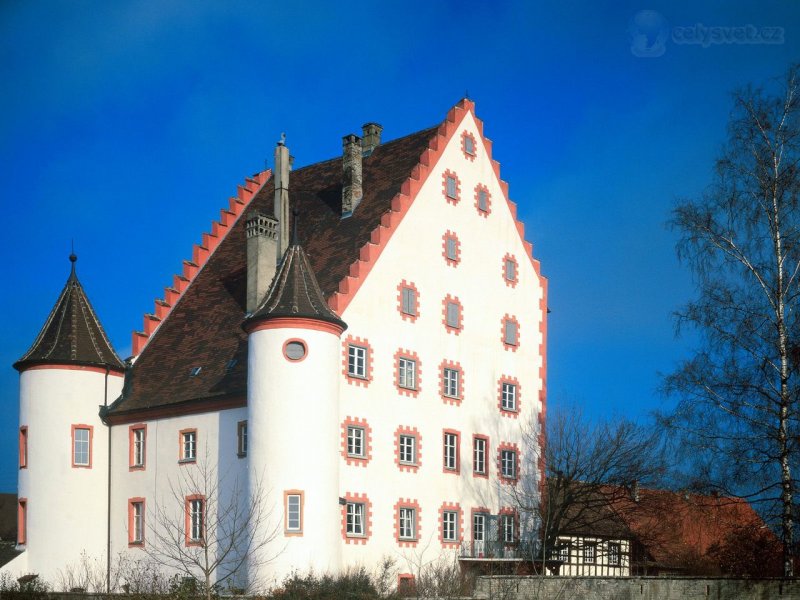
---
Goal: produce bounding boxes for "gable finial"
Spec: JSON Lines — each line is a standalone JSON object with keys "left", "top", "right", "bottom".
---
{"left": 69, "top": 240, "right": 77, "bottom": 280}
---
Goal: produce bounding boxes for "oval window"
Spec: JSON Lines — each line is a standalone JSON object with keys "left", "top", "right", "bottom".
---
{"left": 284, "top": 341, "right": 306, "bottom": 361}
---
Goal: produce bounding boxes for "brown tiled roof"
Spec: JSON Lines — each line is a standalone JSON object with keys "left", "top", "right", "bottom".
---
{"left": 14, "top": 255, "right": 125, "bottom": 373}
{"left": 108, "top": 126, "right": 438, "bottom": 417}
{"left": 246, "top": 225, "right": 347, "bottom": 331}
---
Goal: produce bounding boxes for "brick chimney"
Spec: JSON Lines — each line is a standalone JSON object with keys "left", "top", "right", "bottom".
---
{"left": 342, "top": 134, "right": 363, "bottom": 216}
{"left": 361, "top": 122, "right": 383, "bottom": 156}
{"left": 274, "top": 136, "right": 291, "bottom": 256}
{"left": 245, "top": 211, "right": 278, "bottom": 313}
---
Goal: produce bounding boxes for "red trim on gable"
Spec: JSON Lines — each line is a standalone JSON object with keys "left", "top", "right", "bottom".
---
{"left": 394, "top": 425, "right": 422, "bottom": 473}
{"left": 393, "top": 498, "right": 422, "bottom": 547}
{"left": 341, "top": 416, "right": 372, "bottom": 467}
{"left": 133, "top": 170, "right": 271, "bottom": 357}
{"left": 21, "top": 364, "right": 124, "bottom": 375}
{"left": 538, "top": 276, "right": 549, "bottom": 496}
{"left": 328, "top": 100, "right": 475, "bottom": 316}
{"left": 438, "top": 501, "right": 463, "bottom": 548}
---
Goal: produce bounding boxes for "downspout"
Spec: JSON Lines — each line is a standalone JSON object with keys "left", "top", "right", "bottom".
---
{"left": 104, "top": 365, "right": 111, "bottom": 594}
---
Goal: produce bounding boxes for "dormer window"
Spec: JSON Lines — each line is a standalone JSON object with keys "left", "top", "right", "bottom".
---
{"left": 189, "top": 367, "right": 202, "bottom": 377}
{"left": 225, "top": 359, "right": 238, "bottom": 372}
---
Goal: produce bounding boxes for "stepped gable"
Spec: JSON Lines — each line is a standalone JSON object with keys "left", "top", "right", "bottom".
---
{"left": 107, "top": 125, "right": 438, "bottom": 420}
{"left": 14, "top": 254, "right": 125, "bottom": 373}
{"left": 246, "top": 228, "right": 347, "bottom": 331}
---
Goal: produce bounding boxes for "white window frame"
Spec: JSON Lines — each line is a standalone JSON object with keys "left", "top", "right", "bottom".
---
{"left": 583, "top": 542, "right": 596, "bottom": 564}
{"left": 401, "top": 287, "right": 417, "bottom": 316}
{"left": 348, "top": 344, "right": 367, "bottom": 378}
{"left": 399, "top": 507, "right": 416, "bottom": 540}
{"left": 609, "top": 542, "right": 621, "bottom": 566}
{"left": 473, "top": 513, "right": 486, "bottom": 542}
{"left": 399, "top": 434, "right": 416, "bottom": 465}
{"left": 347, "top": 426, "right": 365, "bottom": 458}
{"left": 443, "top": 510, "right": 458, "bottom": 542}
{"left": 501, "top": 514, "right": 515, "bottom": 544}
{"left": 444, "top": 432, "right": 458, "bottom": 471}
{"left": 346, "top": 502, "right": 365, "bottom": 536}
{"left": 132, "top": 501, "right": 144, "bottom": 544}
{"left": 443, "top": 367, "right": 459, "bottom": 398}
{"left": 473, "top": 437, "right": 486, "bottom": 475}
{"left": 446, "top": 175, "right": 457, "bottom": 198}
{"left": 286, "top": 494, "right": 301, "bottom": 532}
{"left": 189, "top": 498, "right": 204, "bottom": 542}
{"left": 74, "top": 428, "right": 90, "bottom": 466}
{"left": 182, "top": 430, "right": 197, "bottom": 461}
{"left": 556, "top": 540, "right": 570, "bottom": 562}
{"left": 446, "top": 302, "right": 460, "bottom": 328}
{"left": 132, "top": 428, "right": 145, "bottom": 467}
{"left": 398, "top": 357, "right": 417, "bottom": 390}
{"left": 501, "top": 449, "right": 517, "bottom": 479}
{"left": 501, "top": 382, "right": 517, "bottom": 411}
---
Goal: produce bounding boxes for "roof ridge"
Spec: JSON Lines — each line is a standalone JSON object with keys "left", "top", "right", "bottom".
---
{"left": 131, "top": 169, "right": 271, "bottom": 358}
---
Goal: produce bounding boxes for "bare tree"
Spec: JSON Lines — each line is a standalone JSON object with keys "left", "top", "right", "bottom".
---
{"left": 143, "top": 453, "right": 277, "bottom": 599}
{"left": 664, "top": 64, "right": 800, "bottom": 575}
{"left": 514, "top": 407, "right": 665, "bottom": 574}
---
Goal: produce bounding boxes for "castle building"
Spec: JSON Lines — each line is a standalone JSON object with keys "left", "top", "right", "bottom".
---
{"left": 6, "top": 100, "right": 547, "bottom": 590}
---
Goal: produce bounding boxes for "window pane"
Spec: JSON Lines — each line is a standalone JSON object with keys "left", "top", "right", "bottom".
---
{"left": 402, "top": 288, "right": 416, "bottom": 315}
{"left": 478, "top": 189, "right": 487, "bottom": 211}
{"left": 504, "top": 320, "right": 517, "bottom": 344}
{"left": 446, "top": 238, "right": 457, "bottom": 260}
{"left": 446, "top": 176, "right": 457, "bottom": 198}
{"left": 287, "top": 495, "right": 301, "bottom": 531}
{"left": 446, "top": 303, "right": 459, "bottom": 327}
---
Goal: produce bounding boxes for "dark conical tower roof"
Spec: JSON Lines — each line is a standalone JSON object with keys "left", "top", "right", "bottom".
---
{"left": 14, "top": 254, "right": 125, "bottom": 372}
{"left": 246, "top": 227, "right": 347, "bottom": 331}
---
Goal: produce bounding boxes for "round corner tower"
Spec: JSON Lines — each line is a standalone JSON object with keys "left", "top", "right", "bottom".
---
{"left": 12, "top": 254, "right": 125, "bottom": 581}
{"left": 244, "top": 234, "right": 347, "bottom": 586}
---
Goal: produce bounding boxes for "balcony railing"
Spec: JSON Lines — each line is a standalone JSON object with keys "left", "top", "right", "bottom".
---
{"left": 459, "top": 540, "right": 537, "bottom": 560}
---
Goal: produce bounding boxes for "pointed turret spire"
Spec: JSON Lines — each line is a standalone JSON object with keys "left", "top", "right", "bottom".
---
{"left": 244, "top": 211, "right": 346, "bottom": 332}
{"left": 14, "top": 254, "right": 125, "bottom": 372}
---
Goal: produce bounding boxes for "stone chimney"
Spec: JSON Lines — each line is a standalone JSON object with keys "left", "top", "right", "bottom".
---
{"left": 361, "top": 122, "right": 383, "bottom": 156}
{"left": 274, "top": 136, "right": 291, "bottom": 257}
{"left": 342, "top": 134, "right": 363, "bottom": 216}
{"left": 246, "top": 211, "right": 279, "bottom": 313}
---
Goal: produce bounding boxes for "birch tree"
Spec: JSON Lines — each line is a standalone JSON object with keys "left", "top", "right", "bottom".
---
{"left": 664, "top": 64, "right": 800, "bottom": 576}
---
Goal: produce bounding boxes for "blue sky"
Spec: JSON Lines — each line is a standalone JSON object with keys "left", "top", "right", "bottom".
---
{"left": 0, "top": 1, "right": 798, "bottom": 492}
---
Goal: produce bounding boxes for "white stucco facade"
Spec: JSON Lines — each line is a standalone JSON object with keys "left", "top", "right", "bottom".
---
{"left": 6, "top": 101, "right": 547, "bottom": 591}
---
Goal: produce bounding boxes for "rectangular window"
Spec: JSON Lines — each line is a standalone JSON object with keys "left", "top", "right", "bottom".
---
{"left": 129, "top": 499, "right": 145, "bottom": 545}
{"left": 17, "top": 499, "right": 26, "bottom": 545}
{"left": 609, "top": 542, "right": 621, "bottom": 566}
{"left": 130, "top": 426, "right": 145, "bottom": 468}
{"left": 348, "top": 345, "right": 367, "bottom": 378}
{"left": 505, "top": 259, "right": 516, "bottom": 281}
{"left": 347, "top": 426, "right": 365, "bottom": 458}
{"left": 401, "top": 287, "right": 417, "bottom": 316}
{"left": 501, "top": 514, "right": 515, "bottom": 544}
{"left": 398, "top": 357, "right": 417, "bottom": 390}
{"left": 443, "top": 510, "right": 458, "bottom": 542}
{"left": 399, "top": 507, "right": 416, "bottom": 540}
{"left": 19, "top": 427, "right": 27, "bottom": 469}
{"left": 583, "top": 542, "right": 596, "bottom": 564}
{"left": 555, "top": 540, "right": 570, "bottom": 562}
{"left": 237, "top": 421, "right": 247, "bottom": 457}
{"left": 72, "top": 426, "right": 91, "bottom": 468}
{"left": 473, "top": 437, "right": 486, "bottom": 475}
{"left": 346, "top": 502, "right": 365, "bottom": 536}
{"left": 285, "top": 492, "right": 302, "bottom": 534}
{"left": 443, "top": 432, "right": 459, "bottom": 471}
{"left": 501, "top": 449, "right": 517, "bottom": 480}
{"left": 443, "top": 368, "right": 459, "bottom": 398}
{"left": 399, "top": 434, "right": 416, "bottom": 465}
{"left": 446, "top": 237, "right": 457, "bottom": 261}
{"left": 446, "top": 175, "right": 457, "bottom": 198}
{"left": 188, "top": 497, "right": 204, "bottom": 543}
{"left": 504, "top": 320, "right": 518, "bottom": 345}
{"left": 464, "top": 135, "right": 475, "bottom": 155}
{"left": 478, "top": 189, "right": 488, "bottom": 211}
{"left": 446, "top": 302, "right": 459, "bottom": 328}
{"left": 180, "top": 429, "right": 197, "bottom": 462}
{"left": 473, "top": 513, "right": 486, "bottom": 542}
{"left": 501, "top": 383, "right": 517, "bottom": 411}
